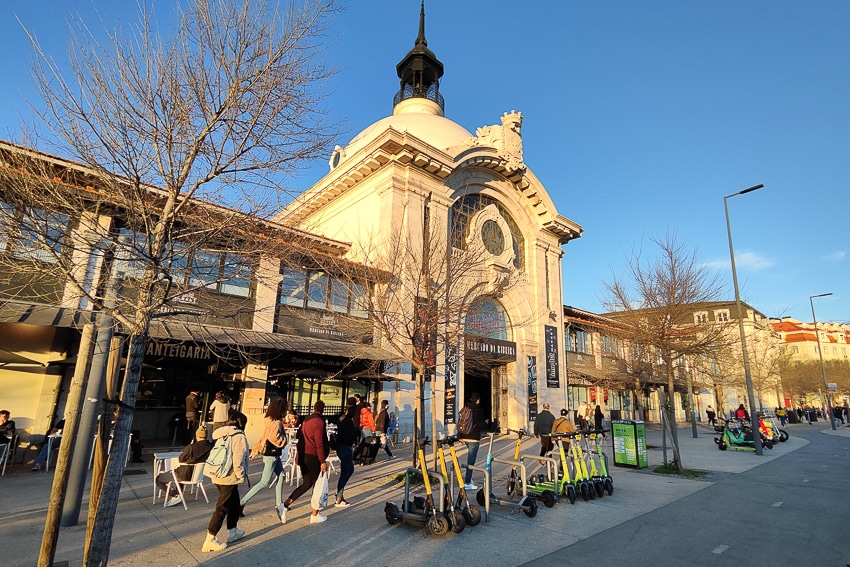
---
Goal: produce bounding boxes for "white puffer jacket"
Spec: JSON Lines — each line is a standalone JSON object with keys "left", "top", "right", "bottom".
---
{"left": 210, "top": 425, "right": 249, "bottom": 485}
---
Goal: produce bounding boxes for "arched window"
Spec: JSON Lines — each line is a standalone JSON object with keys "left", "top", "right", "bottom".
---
{"left": 465, "top": 298, "right": 510, "bottom": 341}
{"left": 449, "top": 194, "right": 524, "bottom": 269}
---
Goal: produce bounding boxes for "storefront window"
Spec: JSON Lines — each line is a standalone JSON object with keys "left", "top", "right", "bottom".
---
{"left": 307, "top": 271, "right": 328, "bottom": 309}
{"left": 10, "top": 206, "right": 69, "bottom": 264}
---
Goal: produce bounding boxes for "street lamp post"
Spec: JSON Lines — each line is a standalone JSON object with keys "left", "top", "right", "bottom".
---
{"left": 724, "top": 183, "right": 764, "bottom": 456}
{"left": 810, "top": 293, "right": 836, "bottom": 430}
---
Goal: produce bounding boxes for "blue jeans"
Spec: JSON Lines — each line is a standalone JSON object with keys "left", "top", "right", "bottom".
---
{"left": 335, "top": 444, "right": 354, "bottom": 500}
{"left": 464, "top": 440, "right": 479, "bottom": 485}
{"left": 240, "top": 456, "right": 284, "bottom": 506}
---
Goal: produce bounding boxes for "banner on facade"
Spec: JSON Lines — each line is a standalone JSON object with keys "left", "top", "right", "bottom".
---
{"left": 544, "top": 325, "right": 560, "bottom": 388}
{"left": 527, "top": 355, "right": 538, "bottom": 422}
{"left": 444, "top": 342, "right": 458, "bottom": 425}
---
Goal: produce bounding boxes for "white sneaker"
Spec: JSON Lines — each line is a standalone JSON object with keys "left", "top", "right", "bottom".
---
{"left": 165, "top": 495, "right": 182, "bottom": 508}
{"left": 201, "top": 533, "right": 227, "bottom": 552}
{"left": 226, "top": 527, "right": 245, "bottom": 543}
{"left": 334, "top": 499, "right": 351, "bottom": 507}
{"left": 309, "top": 513, "right": 328, "bottom": 524}
{"left": 276, "top": 503, "right": 287, "bottom": 524}
{"left": 464, "top": 483, "right": 478, "bottom": 490}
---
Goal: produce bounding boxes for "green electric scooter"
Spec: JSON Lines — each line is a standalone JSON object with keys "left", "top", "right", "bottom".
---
{"left": 589, "top": 429, "right": 613, "bottom": 496}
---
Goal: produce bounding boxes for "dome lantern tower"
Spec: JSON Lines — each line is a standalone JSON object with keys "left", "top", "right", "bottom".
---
{"left": 393, "top": 2, "right": 445, "bottom": 116}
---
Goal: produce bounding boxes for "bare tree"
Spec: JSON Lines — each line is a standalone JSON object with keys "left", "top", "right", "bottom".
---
{"left": 602, "top": 232, "right": 734, "bottom": 469}
{"left": 330, "top": 199, "right": 529, "bottom": 465}
{"left": 4, "top": 1, "right": 339, "bottom": 564}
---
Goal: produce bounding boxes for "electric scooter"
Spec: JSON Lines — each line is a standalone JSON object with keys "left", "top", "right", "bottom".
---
{"left": 582, "top": 430, "right": 605, "bottom": 498}
{"left": 436, "top": 438, "right": 465, "bottom": 533}
{"left": 475, "top": 431, "right": 538, "bottom": 518}
{"left": 440, "top": 436, "right": 482, "bottom": 527}
{"left": 384, "top": 438, "right": 450, "bottom": 536}
{"left": 518, "top": 431, "right": 558, "bottom": 508}
{"left": 568, "top": 431, "right": 594, "bottom": 501}
{"left": 714, "top": 418, "right": 770, "bottom": 452}
{"left": 549, "top": 433, "right": 577, "bottom": 504}
{"left": 589, "top": 429, "right": 613, "bottom": 496}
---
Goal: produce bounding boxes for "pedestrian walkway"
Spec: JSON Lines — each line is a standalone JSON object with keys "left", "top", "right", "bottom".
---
{"left": 6, "top": 422, "right": 847, "bottom": 567}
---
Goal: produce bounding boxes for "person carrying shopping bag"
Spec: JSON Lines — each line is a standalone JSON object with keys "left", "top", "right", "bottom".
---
{"left": 281, "top": 400, "right": 329, "bottom": 524}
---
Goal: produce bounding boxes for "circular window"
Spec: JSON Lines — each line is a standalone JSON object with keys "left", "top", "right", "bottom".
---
{"left": 481, "top": 219, "right": 505, "bottom": 255}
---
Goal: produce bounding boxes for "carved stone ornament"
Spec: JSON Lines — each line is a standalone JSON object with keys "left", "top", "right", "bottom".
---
{"left": 465, "top": 203, "right": 516, "bottom": 288}
{"left": 465, "top": 110, "right": 525, "bottom": 173}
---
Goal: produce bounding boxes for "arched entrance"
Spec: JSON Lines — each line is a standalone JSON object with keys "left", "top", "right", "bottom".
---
{"left": 463, "top": 298, "right": 515, "bottom": 428}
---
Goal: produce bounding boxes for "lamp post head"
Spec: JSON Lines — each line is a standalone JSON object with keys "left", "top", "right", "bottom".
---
{"left": 810, "top": 293, "right": 833, "bottom": 300}
{"left": 725, "top": 184, "right": 764, "bottom": 200}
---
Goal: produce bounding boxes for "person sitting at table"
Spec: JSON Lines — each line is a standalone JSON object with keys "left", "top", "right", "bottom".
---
{"left": 157, "top": 427, "right": 213, "bottom": 507}
{"left": 32, "top": 417, "right": 65, "bottom": 471}
{"left": 283, "top": 409, "right": 300, "bottom": 429}
{"left": 0, "top": 410, "right": 15, "bottom": 447}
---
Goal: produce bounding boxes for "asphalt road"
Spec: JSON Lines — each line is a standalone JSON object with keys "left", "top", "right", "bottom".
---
{"left": 523, "top": 426, "right": 850, "bottom": 567}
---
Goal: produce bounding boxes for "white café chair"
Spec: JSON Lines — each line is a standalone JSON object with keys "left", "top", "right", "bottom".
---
{"left": 0, "top": 435, "right": 16, "bottom": 476}
{"left": 164, "top": 461, "right": 209, "bottom": 510}
{"left": 281, "top": 445, "right": 302, "bottom": 486}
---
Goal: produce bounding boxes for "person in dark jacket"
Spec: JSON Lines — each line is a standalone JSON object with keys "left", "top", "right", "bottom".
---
{"left": 374, "top": 399, "right": 395, "bottom": 460}
{"left": 282, "top": 400, "right": 329, "bottom": 524}
{"left": 459, "top": 392, "right": 486, "bottom": 490}
{"left": 333, "top": 397, "right": 359, "bottom": 507}
{"left": 158, "top": 427, "right": 213, "bottom": 507}
{"left": 593, "top": 405, "right": 606, "bottom": 437}
{"left": 534, "top": 403, "right": 556, "bottom": 456}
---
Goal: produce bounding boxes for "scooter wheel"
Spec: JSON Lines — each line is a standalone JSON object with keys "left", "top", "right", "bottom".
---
{"left": 779, "top": 429, "right": 789, "bottom": 442}
{"left": 463, "top": 505, "right": 482, "bottom": 526}
{"left": 579, "top": 483, "right": 591, "bottom": 501}
{"left": 523, "top": 498, "right": 538, "bottom": 518}
{"left": 764, "top": 438, "right": 773, "bottom": 449}
{"left": 449, "top": 510, "right": 466, "bottom": 533}
{"left": 566, "top": 485, "right": 577, "bottom": 504}
{"left": 476, "top": 489, "right": 485, "bottom": 506}
{"left": 594, "top": 480, "right": 605, "bottom": 498}
{"left": 384, "top": 502, "right": 400, "bottom": 525}
{"left": 428, "top": 514, "right": 450, "bottom": 536}
{"left": 718, "top": 440, "right": 727, "bottom": 451}
{"left": 542, "top": 490, "right": 556, "bottom": 508}
{"left": 604, "top": 478, "right": 614, "bottom": 496}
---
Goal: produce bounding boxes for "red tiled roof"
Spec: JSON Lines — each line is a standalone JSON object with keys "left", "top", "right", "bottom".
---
{"left": 784, "top": 333, "right": 817, "bottom": 342}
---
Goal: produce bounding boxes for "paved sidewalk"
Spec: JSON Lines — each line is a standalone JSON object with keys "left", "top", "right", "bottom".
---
{"left": 4, "top": 422, "right": 847, "bottom": 566}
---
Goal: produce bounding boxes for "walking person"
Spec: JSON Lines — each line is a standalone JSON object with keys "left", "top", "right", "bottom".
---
{"left": 240, "top": 398, "right": 287, "bottom": 522}
{"left": 185, "top": 389, "right": 201, "bottom": 444}
{"left": 459, "top": 392, "right": 486, "bottom": 491}
{"left": 202, "top": 411, "right": 249, "bottom": 553}
{"left": 776, "top": 407, "right": 787, "bottom": 427}
{"left": 208, "top": 392, "right": 230, "bottom": 431}
{"left": 356, "top": 394, "right": 376, "bottom": 442}
{"left": 594, "top": 404, "right": 606, "bottom": 436}
{"left": 281, "top": 400, "right": 329, "bottom": 524}
{"left": 375, "top": 400, "right": 396, "bottom": 460}
{"left": 533, "top": 403, "right": 555, "bottom": 456}
{"left": 333, "top": 397, "right": 359, "bottom": 507}
{"left": 706, "top": 405, "right": 717, "bottom": 427}
{"left": 577, "top": 400, "right": 591, "bottom": 431}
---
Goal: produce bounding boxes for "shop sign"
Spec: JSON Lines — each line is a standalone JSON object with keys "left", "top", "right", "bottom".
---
{"left": 527, "top": 355, "right": 538, "bottom": 421}
{"left": 464, "top": 336, "right": 516, "bottom": 361}
{"left": 145, "top": 339, "right": 212, "bottom": 360}
{"left": 444, "top": 342, "right": 458, "bottom": 425}
{"left": 544, "top": 325, "right": 560, "bottom": 388}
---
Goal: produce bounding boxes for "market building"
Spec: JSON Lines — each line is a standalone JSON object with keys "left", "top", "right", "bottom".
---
{"left": 276, "top": 6, "right": 582, "bottom": 433}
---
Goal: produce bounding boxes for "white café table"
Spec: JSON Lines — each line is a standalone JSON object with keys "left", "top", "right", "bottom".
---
{"left": 152, "top": 451, "right": 181, "bottom": 504}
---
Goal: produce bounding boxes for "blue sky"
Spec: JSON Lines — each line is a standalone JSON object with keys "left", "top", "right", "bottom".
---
{"left": 0, "top": 1, "right": 847, "bottom": 324}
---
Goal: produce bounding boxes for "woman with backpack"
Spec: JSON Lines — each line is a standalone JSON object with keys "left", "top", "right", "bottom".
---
{"left": 239, "top": 398, "right": 287, "bottom": 523}
{"left": 203, "top": 411, "right": 250, "bottom": 553}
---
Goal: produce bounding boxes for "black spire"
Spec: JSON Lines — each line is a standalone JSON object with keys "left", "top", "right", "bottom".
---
{"left": 394, "top": 1, "right": 444, "bottom": 111}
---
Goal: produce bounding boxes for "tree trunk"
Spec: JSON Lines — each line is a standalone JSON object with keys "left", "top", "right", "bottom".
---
{"left": 85, "top": 333, "right": 146, "bottom": 566}
{"left": 38, "top": 324, "right": 95, "bottom": 567}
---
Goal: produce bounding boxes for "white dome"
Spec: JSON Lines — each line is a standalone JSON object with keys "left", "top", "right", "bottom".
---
{"left": 344, "top": 98, "right": 472, "bottom": 156}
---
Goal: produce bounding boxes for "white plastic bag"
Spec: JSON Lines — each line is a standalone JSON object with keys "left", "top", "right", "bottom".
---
{"left": 310, "top": 471, "right": 329, "bottom": 510}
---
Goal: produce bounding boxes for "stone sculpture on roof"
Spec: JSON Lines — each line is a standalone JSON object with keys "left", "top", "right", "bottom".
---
{"left": 465, "top": 110, "right": 525, "bottom": 173}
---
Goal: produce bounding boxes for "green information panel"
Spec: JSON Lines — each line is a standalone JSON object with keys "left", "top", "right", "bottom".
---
{"left": 612, "top": 420, "right": 648, "bottom": 468}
